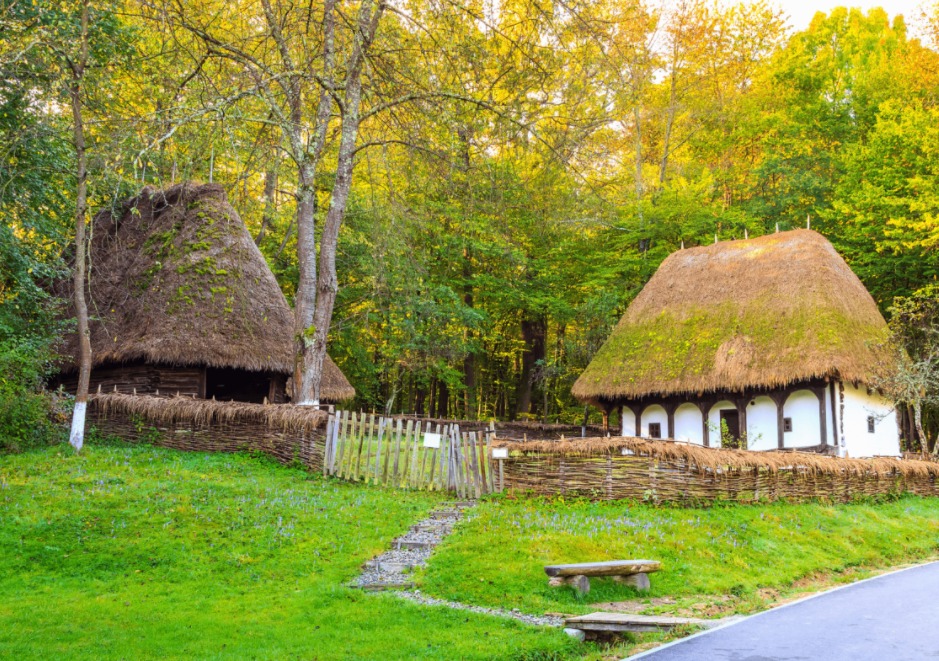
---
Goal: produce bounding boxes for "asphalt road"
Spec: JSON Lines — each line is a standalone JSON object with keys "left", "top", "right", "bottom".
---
{"left": 629, "top": 561, "right": 939, "bottom": 661}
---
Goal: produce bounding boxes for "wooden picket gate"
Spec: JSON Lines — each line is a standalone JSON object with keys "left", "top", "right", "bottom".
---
{"left": 322, "top": 411, "right": 499, "bottom": 497}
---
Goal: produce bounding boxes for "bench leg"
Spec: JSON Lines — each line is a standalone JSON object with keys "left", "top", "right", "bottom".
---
{"left": 548, "top": 574, "right": 590, "bottom": 596}
{"left": 613, "top": 572, "right": 651, "bottom": 591}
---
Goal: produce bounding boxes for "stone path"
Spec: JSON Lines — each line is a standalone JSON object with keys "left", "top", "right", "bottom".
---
{"left": 354, "top": 500, "right": 564, "bottom": 628}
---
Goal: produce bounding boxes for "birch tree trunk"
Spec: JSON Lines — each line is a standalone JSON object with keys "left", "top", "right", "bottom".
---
{"left": 301, "top": 0, "right": 383, "bottom": 405}
{"left": 68, "top": 0, "right": 92, "bottom": 451}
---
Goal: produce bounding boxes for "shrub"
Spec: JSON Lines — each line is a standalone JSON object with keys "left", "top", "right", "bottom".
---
{"left": 0, "top": 338, "right": 62, "bottom": 453}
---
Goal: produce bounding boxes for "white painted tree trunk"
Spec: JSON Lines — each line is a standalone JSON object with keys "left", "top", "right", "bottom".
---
{"left": 69, "top": 401, "right": 87, "bottom": 450}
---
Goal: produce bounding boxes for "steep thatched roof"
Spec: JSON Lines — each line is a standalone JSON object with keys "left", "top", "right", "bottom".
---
{"left": 573, "top": 230, "right": 890, "bottom": 403}
{"left": 57, "top": 183, "right": 354, "bottom": 401}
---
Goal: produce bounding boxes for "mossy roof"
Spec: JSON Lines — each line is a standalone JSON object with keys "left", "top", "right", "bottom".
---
{"left": 572, "top": 230, "right": 890, "bottom": 403}
{"left": 57, "top": 183, "right": 354, "bottom": 401}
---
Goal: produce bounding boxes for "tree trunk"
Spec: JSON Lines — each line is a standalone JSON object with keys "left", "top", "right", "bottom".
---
{"left": 462, "top": 250, "right": 476, "bottom": 418}
{"left": 634, "top": 104, "right": 643, "bottom": 225}
{"left": 302, "top": 0, "right": 383, "bottom": 405}
{"left": 515, "top": 317, "right": 546, "bottom": 419}
{"left": 414, "top": 387, "right": 426, "bottom": 417}
{"left": 68, "top": 1, "right": 92, "bottom": 452}
{"left": 659, "top": 71, "right": 677, "bottom": 184}
{"left": 293, "top": 160, "right": 319, "bottom": 403}
{"left": 916, "top": 402, "right": 931, "bottom": 454}
{"left": 436, "top": 379, "right": 449, "bottom": 419}
{"left": 282, "top": 0, "right": 336, "bottom": 405}
{"left": 254, "top": 165, "right": 278, "bottom": 244}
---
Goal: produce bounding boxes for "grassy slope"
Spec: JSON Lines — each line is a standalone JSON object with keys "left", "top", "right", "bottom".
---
{"left": 0, "top": 445, "right": 576, "bottom": 660}
{"left": 421, "top": 495, "right": 939, "bottom": 616}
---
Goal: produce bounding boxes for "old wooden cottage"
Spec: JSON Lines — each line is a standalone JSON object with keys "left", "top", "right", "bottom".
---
{"left": 55, "top": 183, "right": 354, "bottom": 404}
{"left": 573, "top": 230, "right": 900, "bottom": 457}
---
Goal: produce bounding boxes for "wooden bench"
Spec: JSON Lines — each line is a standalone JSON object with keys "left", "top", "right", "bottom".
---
{"left": 544, "top": 560, "right": 661, "bottom": 595}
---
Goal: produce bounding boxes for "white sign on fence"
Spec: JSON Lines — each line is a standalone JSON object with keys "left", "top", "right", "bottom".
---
{"left": 423, "top": 432, "right": 442, "bottom": 449}
{"left": 492, "top": 447, "right": 509, "bottom": 459}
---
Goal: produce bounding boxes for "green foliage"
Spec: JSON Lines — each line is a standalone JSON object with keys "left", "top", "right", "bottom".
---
{"left": 0, "top": 338, "right": 61, "bottom": 453}
{"left": 0, "top": 445, "right": 580, "bottom": 659}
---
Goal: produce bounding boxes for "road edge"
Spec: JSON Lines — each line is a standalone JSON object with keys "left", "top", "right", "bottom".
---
{"left": 622, "top": 559, "right": 938, "bottom": 660}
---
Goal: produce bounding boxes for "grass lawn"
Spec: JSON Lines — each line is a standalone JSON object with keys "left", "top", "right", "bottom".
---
{"left": 6, "top": 443, "right": 939, "bottom": 661}
{"left": 0, "top": 443, "right": 578, "bottom": 660}
{"left": 420, "top": 494, "right": 939, "bottom": 619}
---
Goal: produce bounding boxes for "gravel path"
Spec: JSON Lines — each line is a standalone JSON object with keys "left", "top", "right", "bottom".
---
{"left": 396, "top": 590, "right": 565, "bottom": 627}
{"left": 355, "top": 500, "right": 563, "bottom": 628}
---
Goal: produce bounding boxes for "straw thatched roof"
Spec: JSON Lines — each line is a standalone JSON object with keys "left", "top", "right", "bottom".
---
{"left": 57, "top": 183, "right": 354, "bottom": 401}
{"left": 573, "top": 230, "right": 890, "bottom": 403}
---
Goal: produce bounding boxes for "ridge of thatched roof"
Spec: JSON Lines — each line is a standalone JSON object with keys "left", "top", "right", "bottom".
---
{"left": 57, "top": 182, "right": 354, "bottom": 401}
{"left": 572, "top": 230, "right": 890, "bottom": 403}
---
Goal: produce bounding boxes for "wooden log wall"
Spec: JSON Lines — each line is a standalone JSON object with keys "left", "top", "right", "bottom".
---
{"left": 498, "top": 452, "right": 939, "bottom": 504}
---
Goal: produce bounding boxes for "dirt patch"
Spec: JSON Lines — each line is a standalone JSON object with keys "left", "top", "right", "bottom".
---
{"left": 588, "top": 596, "right": 677, "bottom": 613}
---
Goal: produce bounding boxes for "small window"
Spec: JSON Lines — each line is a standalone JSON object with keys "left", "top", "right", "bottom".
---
{"left": 868, "top": 416, "right": 876, "bottom": 434}
{"left": 783, "top": 417, "right": 793, "bottom": 433}
{"left": 648, "top": 422, "right": 662, "bottom": 439}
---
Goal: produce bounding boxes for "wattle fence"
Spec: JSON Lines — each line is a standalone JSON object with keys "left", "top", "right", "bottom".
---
{"left": 87, "top": 394, "right": 939, "bottom": 505}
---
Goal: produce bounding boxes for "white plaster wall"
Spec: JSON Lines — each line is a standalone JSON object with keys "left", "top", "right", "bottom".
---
{"left": 621, "top": 406, "right": 636, "bottom": 437}
{"left": 746, "top": 396, "right": 777, "bottom": 451}
{"left": 674, "top": 403, "right": 703, "bottom": 445}
{"left": 708, "top": 400, "right": 736, "bottom": 442}
{"left": 783, "top": 390, "right": 821, "bottom": 447}
{"left": 841, "top": 382, "right": 900, "bottom": 457}
{"left": 641, "top": 404, "right": 668, "bottom": 439}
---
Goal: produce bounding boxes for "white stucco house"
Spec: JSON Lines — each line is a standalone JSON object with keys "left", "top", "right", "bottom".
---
{"left": 572, "top": 229, "right": 901, "bottom": 458}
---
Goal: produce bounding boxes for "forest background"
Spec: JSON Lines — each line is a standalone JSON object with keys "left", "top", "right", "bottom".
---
{"left": 2, "top": 1, "right": 938, "bottom": 443}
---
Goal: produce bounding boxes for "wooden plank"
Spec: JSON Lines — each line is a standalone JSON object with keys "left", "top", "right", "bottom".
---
{"left": 344, "top": 411, "right": 358, "bottom": 480}
{"left": 408, "top": 422, "right": 423, "bottom": 488}
{"left": 330, "top": 410, "right": 341, "bottom": 476}
{"left": 469, "top": 432, "right": 482, "bottom": 499}
{"left": 399, "top": 420, "right": 414, "bottom": 488}
{"left": 381, "top": 418, "right": 393, "bottom": 484}
{"left": 438, "top": 424, "right": 449, "bottom": 490}
{"left": 361, "top": 413, "right": 375, "bottom": 482}
{"left": 373, "top": 417, "right": 386, "bottom": 485}
{"left": 391, "top": 419, "right": 404, "bottom": 486}
{"left": 323, "top": 415, "right": 335, "bottom": 476}
{"left": 544, "top": 560, "right": 662, "bottom": 578}
{"left": 484, "top": 432, "right": 494, "bottom": 494}
{"left": 418, "top": 423, "right": 431, "bottom": 489}
{"left": 336, "top": 410, "right": 350, "bottom": 477}
{"left": 449, "top": 426, "right": 460, "bottom": 496}
{"left": 348, "top": 411, "right": 362, "bottom": 480}
{"left": 463, "top": 432, "right": 476, "bottom": 498}
{"left": 427, "top": 423, "right": 440, "bottom": 490}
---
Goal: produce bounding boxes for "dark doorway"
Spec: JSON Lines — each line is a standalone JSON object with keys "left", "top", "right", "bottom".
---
{"left": 205, "top": 367, "right": 277, "bottom": 403}
{"left": 719, "top": 409, "right": 740, "bottom": 448}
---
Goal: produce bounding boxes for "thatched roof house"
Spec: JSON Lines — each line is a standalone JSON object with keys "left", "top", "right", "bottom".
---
{"left": 573, "top": 230, "right": 899, "bottom": 458}
{"left": 55, "top": 183, "right": 354, "bottom": 404}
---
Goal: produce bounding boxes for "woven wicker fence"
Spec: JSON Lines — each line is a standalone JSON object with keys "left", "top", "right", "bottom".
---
{"left": 492, "top": 437, "right": 939, "bottom": 504}
{"left": 88, "top": 393, "right": 329, "bottom": 470}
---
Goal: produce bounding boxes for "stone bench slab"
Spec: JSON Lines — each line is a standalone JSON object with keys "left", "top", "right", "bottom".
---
{"left": 564, "top": 612, "right": 713, "bottom": 634}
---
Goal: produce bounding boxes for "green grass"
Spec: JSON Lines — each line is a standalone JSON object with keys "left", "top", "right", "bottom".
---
{"left": 6, "top": 443, "right": 939, "bottom": 661}
{"left": 420, "top": 494, "right": 939, "bottom": 617}
{"left": 0, "top": 444, "right": 578, "bottom": 660}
